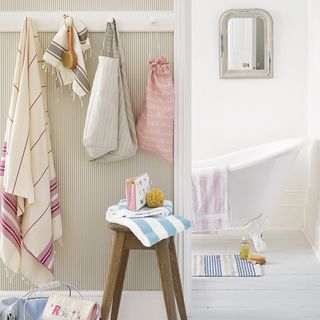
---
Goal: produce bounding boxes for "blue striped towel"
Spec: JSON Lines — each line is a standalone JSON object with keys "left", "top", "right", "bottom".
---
{"left": 106, "top": 203, "right": 191, "bottom": 247}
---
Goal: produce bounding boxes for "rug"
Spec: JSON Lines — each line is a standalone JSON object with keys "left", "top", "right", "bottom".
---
{"left": 192, "top": 254, "right": 263, "bottom": 277}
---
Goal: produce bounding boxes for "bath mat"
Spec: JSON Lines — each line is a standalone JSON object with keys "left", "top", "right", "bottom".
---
{"left": 192, "top": 254, "right": 262, "bottom": 277}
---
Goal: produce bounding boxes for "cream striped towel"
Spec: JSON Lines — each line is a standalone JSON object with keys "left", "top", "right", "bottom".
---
{"left": 106, "top": 203, "right": 191, "bottom": 247}
{"left": 0, "top": 18, "right": 62, "bottom": 285}
{"left": 43, "top": 16, "right": 91, "bottom": 98}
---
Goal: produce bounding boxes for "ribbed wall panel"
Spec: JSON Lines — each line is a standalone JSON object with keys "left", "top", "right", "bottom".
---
{"left": 0, "top": 31, "right": 174, "bottom": 291}
{"left": 0, "top": 0, "right": 173, "bottom": 11}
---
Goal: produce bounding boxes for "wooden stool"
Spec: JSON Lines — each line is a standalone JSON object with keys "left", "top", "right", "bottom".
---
{"left": 101, "top": 223, "right": 187, "bottom": 320}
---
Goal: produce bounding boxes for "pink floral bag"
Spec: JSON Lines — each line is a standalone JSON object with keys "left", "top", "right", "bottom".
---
{"left": 136, "top": 57, "right": 174, "bottom": 164}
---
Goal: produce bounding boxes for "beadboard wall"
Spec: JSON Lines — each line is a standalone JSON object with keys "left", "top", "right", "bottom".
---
{"left": 0, "top": 2, "right": 174, "bottom": 291}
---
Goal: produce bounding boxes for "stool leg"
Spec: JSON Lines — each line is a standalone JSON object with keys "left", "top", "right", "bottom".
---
{"left": 169, "top": 237, "right": 188, "bottom": 320}
{"left": 111, "top": 249, "right": 130, "bottom": 320}
{"left": 101, "top": 232, "right": 126, "bottom": 320}
{"left": 155, "top": 239, "right": 177, "bottom": 320}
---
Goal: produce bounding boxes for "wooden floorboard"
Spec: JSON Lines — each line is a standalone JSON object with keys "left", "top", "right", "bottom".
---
{"left": 191, "top": 230, "right": 320, "bottom": 319}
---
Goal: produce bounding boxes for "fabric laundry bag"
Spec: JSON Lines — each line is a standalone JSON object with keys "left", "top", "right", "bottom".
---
{"left": 0, "top": 281, "right": 100, "bottom": 320}
{"left": 136, "top": 57, "right": 175, "bottom": 164}
{"left": 0, "top": 296, "right": 48, "bottom": 320}
{"left": 83, "top": 19, "right": 138, "bottom": 161}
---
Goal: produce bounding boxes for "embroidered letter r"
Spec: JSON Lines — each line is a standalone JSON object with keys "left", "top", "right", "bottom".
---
{"left": 52, "top": 305, "right": 61, "bottom": 315}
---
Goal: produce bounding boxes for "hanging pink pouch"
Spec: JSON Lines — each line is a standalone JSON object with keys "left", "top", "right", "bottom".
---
{"left": 136, "top": 57, "right": 174, "bottom": 164}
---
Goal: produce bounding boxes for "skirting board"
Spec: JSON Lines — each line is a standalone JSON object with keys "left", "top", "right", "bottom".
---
{"left": 0, "top": 290, "right": 167, "bottom": 320}
{"left": 192, "top": 226, "right": 304, "bottom": 241}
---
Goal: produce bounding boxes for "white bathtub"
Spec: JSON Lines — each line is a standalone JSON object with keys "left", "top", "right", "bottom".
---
{"left": 192, "top": 138, "right": 304, "bottom": 251}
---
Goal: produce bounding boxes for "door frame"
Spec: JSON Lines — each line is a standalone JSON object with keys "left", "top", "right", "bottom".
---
{"left": 174, "top": 0, "right": 192, "bottom": 315}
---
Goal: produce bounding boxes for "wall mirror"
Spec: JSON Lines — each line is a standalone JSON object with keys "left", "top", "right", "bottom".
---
{"left": 219, "top": 9, "right": 273, "bottom": 78}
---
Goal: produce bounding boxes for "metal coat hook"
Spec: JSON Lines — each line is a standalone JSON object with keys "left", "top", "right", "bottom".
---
{"left": 148, "top": 16, "right": 156, "bottom": 25}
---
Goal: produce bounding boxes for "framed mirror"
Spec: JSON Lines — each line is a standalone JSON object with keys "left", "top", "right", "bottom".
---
{"left": 219, "top": 9, "right": 273, "bottom": 78}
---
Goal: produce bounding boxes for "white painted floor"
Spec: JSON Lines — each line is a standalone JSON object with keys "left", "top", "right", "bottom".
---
{"left": 190, "top": 230, "right": 320, "bottom": 320}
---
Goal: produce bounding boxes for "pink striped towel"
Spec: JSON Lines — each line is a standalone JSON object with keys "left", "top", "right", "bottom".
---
{"left": 0, "top": 18, "right": 62, "bottom": 284}
{"left": 191, "top": 166, "right": 230, "bottom": 233}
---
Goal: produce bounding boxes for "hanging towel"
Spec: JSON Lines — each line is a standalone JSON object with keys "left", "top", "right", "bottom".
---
{"left": 43, "top": 16, "right": 91, "bottom": 98}
{"left": 136, "top": 57, "right": 175, "bottom": 164}
{"left": 83, "top": 19, "right": 138, "bottom": 162}
{"left": 106, "top": 204, "right": 191, "bottom": 247}
{"left": 0, "top": 18, "right": 62, "bottom": 285}
{"left": 191, "top": 166, "right": 230, "bottom": 233}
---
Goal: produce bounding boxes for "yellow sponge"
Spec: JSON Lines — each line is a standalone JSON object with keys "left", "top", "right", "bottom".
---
{"left": 146, "top": 188, "right": 165, "bottom": 208}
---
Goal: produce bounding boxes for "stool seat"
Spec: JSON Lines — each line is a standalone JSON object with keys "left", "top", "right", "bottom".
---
{"left": 101, "top": 223, "right": 187, "bottom": 320}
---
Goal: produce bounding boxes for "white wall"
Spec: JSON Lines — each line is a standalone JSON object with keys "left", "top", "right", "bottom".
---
{"left": 192, "top": 0, "right": 308, "bottom": 228}
{"left": 306, "top": 0, "right": 320, "bottom": 255}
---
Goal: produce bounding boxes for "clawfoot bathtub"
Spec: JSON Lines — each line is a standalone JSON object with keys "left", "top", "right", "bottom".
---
{"left": 192, "top": 138, "right": 304, "bottom": 251}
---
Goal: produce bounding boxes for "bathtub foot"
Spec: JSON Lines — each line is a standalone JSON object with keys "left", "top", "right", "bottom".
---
{"left": 243, "top": 214, "right": 269, "bottom": 252}
{"left": 251, "top": 235, "right": 267, "bottom": 252}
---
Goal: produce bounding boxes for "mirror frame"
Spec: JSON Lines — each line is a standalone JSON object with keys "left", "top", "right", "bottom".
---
{"left": 219, "top": 9, "right": 273, "bottom": 79}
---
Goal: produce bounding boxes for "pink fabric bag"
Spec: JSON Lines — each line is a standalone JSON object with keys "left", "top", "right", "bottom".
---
{"left": 136, "top": 57, "right": 174, "bottom": 164}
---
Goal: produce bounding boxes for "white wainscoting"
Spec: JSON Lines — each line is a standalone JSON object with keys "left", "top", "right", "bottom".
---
{"left": 270, "top": 189, "right": 307, "bottom": 228}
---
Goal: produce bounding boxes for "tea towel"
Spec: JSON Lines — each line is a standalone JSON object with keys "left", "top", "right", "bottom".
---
{"left": 43, "top": 16, "right": 91, "bottom": 98}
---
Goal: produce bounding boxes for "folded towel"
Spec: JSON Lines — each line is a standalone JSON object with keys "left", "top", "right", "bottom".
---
{"left": 106, "top": 204, "right": 191, "bottom": 247}
{"left": 43, "top": 16, "right": 91, "bottom": 98}
{"left": 114, "top": 199, "right": 173, "bottom": 218}
{"left": 191, "top": 166, "right": 230, "bottom": 233}
{"left": 41, "top": 295, "right": 100, "bottom": 320}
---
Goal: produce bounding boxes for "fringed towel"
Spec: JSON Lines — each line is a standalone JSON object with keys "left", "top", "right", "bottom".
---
{"left": 106, "top": 203, "right": 191, "bottom": 247}
{"left": 43, "top": 16, "right": 91, "bottom": 98}
{"left": 0, "top": 18, "right": 62, "bottom": 285}
{"left": 192, "top": 166, "right": 230, "bottom": 233}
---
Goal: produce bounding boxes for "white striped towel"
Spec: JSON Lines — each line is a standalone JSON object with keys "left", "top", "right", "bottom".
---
{"left": 0, "top": 18, "right": 62, "bottom": 284}
{"left": 106, "top": 204, "right": 191, "bottom": 247}
{"left": 115, "top": 199, "right": 173, "bottom": 218}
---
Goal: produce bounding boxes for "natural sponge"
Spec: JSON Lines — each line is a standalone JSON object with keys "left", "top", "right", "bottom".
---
{"left": 146, "top": 188, "right": 165, "bottom": 208}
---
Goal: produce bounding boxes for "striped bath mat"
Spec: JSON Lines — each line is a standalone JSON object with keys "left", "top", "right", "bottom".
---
{"left": 192, "top": 254, "right": 262, "bottom": 277}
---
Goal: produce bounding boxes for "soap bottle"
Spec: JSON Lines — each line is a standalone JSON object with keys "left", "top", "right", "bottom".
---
{"left": 240, "top": 237, "right": 250, "bottom": 259}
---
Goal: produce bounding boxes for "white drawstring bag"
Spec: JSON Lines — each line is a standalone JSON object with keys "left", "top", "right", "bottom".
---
{"left": 83, "top": 19, "right": 138, "bottom": 161}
